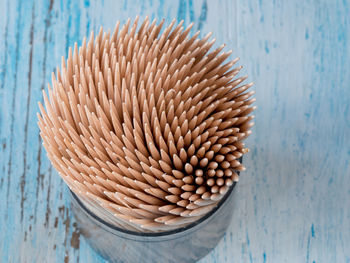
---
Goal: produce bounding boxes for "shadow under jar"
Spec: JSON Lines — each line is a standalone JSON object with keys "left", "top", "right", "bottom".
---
{"left": 70, "top": 169, "right": 240, "bottom": 263}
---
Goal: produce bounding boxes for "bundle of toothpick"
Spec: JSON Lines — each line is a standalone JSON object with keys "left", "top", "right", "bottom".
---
{"left": 38, "top": 17, "right": 255, "bottom": 232}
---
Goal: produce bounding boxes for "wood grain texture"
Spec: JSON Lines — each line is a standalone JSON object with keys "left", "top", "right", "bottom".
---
{"left": 0, "top": 0, "right": 349, "bottom": 262}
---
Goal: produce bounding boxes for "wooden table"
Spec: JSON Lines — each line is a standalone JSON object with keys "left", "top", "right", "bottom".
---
{"left": 1, "top": 0, "right": 349, "bottom": 262}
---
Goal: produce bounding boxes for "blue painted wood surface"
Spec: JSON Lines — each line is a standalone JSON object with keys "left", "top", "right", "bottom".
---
{"left": 0, "top": 0, "right": 349, "bottom": 262}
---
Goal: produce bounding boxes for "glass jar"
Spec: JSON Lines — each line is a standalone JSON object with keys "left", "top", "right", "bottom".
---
{"left": 70, "top": 180, "right": 237, "bottom": 263}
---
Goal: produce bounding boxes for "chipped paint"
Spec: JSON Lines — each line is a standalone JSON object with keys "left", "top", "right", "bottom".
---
{"left": 0, "top": 0, "right": 349, "bottom": 262}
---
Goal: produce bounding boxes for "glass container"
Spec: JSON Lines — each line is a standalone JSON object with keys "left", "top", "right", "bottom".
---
{"left": 70, "top": 177, "right": 238, "bottom": 263}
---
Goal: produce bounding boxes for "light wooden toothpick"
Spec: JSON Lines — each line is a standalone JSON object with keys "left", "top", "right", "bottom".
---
{"left": 38, "top": 16, "right": 255, "bottom": 232}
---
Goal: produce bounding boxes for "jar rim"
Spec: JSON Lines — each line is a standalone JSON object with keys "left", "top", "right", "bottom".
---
{"left": 70, "top": 179, "right": 237, "bottom": 237}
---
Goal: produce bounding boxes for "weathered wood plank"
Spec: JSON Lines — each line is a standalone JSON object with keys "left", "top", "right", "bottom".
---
{"left": 0, "top": 0, "right": 349, "bottom": 262}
